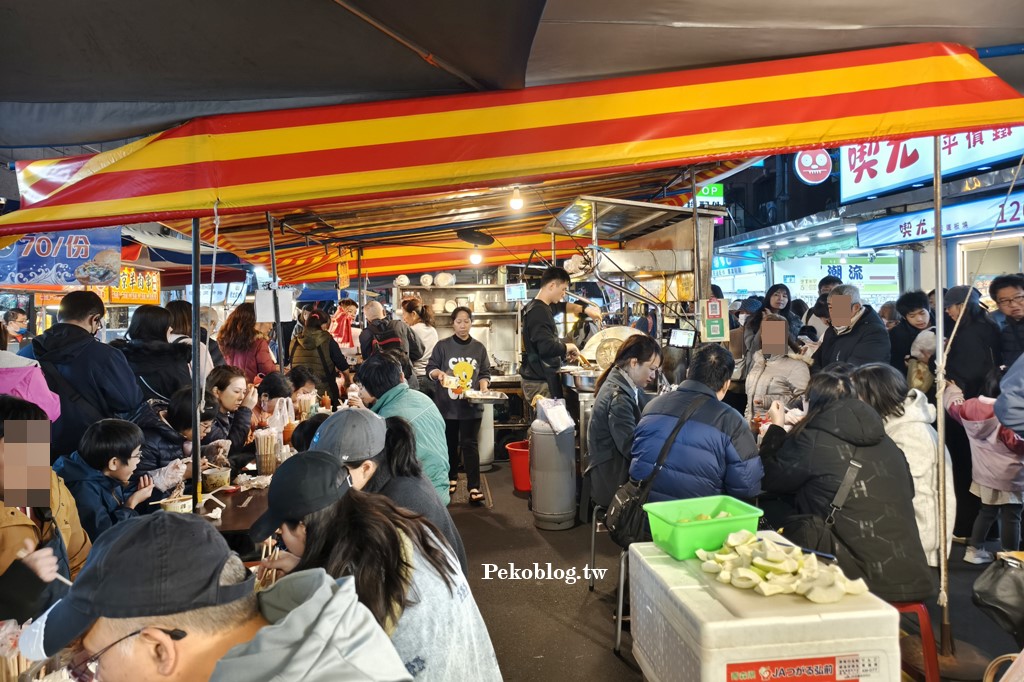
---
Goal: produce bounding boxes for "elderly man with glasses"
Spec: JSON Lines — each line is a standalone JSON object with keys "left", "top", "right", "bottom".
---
{"left": 990, "top": 274, "right": 1024, "bottom": 366}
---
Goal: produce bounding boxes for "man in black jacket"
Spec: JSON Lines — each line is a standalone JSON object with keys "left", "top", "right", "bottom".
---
{"left": 811, "top": 284, "right": 891, "bottom": 372}
{"left": 990, "top": 274, "right": 1024, "bottom": 366}
{"left": 20, "top": 292, "right": 143, "bottom": 461}
{"left": 520, "top": 267, "right": 601, "bottom": 403}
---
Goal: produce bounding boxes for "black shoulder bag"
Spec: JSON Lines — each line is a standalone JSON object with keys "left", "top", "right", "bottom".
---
{"left": 780, "top": 459, "right": 862, "bottom": 557}
{"left": 605, "top": 394, "right": 711, "bottom": 549}
{"left": 37, "top": 360, "right": 106, "bottom": 424}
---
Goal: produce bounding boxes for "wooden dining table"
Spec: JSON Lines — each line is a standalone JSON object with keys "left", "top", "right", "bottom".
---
{"left": 206, "top": 487, "right": 270, "bottom": 534}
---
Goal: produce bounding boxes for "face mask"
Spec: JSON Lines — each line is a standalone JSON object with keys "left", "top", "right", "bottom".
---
{"left": 738, "top": 314, "right": 749, "bottom": 326}
{"left": 15, "top": 327, "right": 27, "bottom": 335}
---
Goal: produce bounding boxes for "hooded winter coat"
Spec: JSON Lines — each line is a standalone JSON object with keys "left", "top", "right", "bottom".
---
{"left": 369, "top": 383, "right": 451, "bottom": 505}
{"left": 20, "top": 323, "right": 142, "bottom": 460}
{"left": 0, "top": 364, "right": 61, "bottom": 422}
{"left": 222, "top": 336, "right": 277, "bottom": 383}
{"left": 945, "top": 384, "right": 1024, "bottom": 492}
{"left": 743, "top": 350, "right": 811, "bottom": 420}
{"left": 110, "top": 338, "right": 193, "bottom": 402}
{"left": 52, "top": 451, "right": 139, "bottom": 542}
{"left": 882, "top": 390, "right": 956, "bottom": 567}
{"left": 290, "top": 328, "right": 349, "bottom": 386}
{"left": 812, "top": 305, "right": 891, "bottom": 372}
{"left": 586, "top": 366, "right": 650, "bottom": 507}
{"left": 131, "top": 399, "right": 186, "bottom": 503}
{"left": 211, "top": 570, "right": 411, "bottom": 682}
{"left": 762, "top": 398, "right": 935, "bottom": 602}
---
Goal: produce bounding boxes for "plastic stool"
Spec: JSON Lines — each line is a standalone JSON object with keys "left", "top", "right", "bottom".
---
{"left": 891, "top": 601, "right": 940, "bottom": 682}
{"left": 614, "top": 549, "right": 628, "bottom": 654}
{"left": 589, "top": 505, "right": 606, "bottom": 591}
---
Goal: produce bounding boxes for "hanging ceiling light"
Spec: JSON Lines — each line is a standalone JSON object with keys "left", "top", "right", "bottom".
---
{"left": 509, "top": 186, "right": 524, "bottom": 210}
{"left": 469, "top": 247, "right": 483, "bottom": 265}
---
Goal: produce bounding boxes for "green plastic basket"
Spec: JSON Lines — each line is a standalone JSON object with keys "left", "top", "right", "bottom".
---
{"left": 642, "top": 495, "right": 764, "bottom": 561}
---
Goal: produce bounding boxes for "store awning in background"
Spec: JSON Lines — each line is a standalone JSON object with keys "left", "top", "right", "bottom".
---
{"left": 0, "top": 42, "right": 1022, "bottom": 281}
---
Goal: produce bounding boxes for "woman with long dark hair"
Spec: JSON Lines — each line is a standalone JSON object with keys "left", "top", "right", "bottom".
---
{"left": 110, "top": 304, "right": 192, "bottom": 401}
{"left": 852, "top": 363, "right": 955, "bottom": 568}
{"left": 166, "top": 299, "right": 215, "bottom": 387}
{"left": 204, "top": 365, "right": 257, "bottom": 454}
{"left": 254, "top": 451, "right": 501, "bottom": 681}
{"left": 308, "top": 408, "right": 467, "bottom": 574}
{"left": 585, "top": 335, "right": 662, "bottom": 508}
{"left": 758, "top": 371, "right": 935, "bottom": 602}
{"left": 742, "top": 284, "right": 801, "bottom": 377}
{"left": 425, "top": 307, "right": 492, "bottom": 505}
{"left": 218, "top": 302, "right": 278, "bottom": 383}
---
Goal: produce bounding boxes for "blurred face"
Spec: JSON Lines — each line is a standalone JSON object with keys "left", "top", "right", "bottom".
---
{"left": 107, "top": 446, "right": 142, "bottom": 484}
{"left": 214, "top": 377, "right": 247, "bottom": 412}
{"left": 452, "top": 311, "right": 472, "bottom": 339}
{"left": 769, "top": 290, "right": 788, "bottom": 311}
{"left": 625, "top": 355, "right": 661, "bottom": 388}
{"left": 905, "top": 308, "right": 931, "bottom": 330}
{"left": 994, "top": 286, "right": 1024, "bottom": 322}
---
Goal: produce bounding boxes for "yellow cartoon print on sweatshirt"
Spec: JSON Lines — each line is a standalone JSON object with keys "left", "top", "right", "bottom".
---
{"left": 447, "top": 358, "right": 477, "bottom": 399}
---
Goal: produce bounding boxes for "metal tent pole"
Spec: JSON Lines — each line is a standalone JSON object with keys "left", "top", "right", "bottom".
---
{"left": 357, "top": 248, "right": 365, "bottom": 327}
{"left": 266, "top": 213, "right": 284, "bottom": 365}
{"left": 190, "top": 217, "right": 202, "bottom": 514}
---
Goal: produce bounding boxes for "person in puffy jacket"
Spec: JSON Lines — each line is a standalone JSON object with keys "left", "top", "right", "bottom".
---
{"left": 743, "top": 313, "right": 811, "bottom": 421}
{"left": 586, "top": 335, "right": 662, "bottom": 508}
{"left": 852, "top": 363, "right": 955, "bottom": 568}
{"left": 110, "top": 304, "right": 193, "bottom": 402}
{"left": 204, "top": 365, "right": 257, "bottom": 456}
{"left": 52, "top": 419, "right": 155, "bottom": 541}
{"left": 946, "top": 367, "right": 1024, "bottom": 563}
{"left": 0, "top": 350, "right": 61, "bottom": 422}
{"left": 131, "top": 387, "right": 221, "bottom": 507}
{"left": 289, "top": 310, "right": 349, "bottom": 406}
{"left": 20, "top": 291, "right": 142, "bottom": 460}
{"left": 759, "top": 371, "right": 935, "bottom": 602}
{"left": 630, "top": 343, "right": 762, "bottom": 503}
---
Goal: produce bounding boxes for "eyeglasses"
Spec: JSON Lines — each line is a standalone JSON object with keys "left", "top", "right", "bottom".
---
{"left": 997, "top": 294, "right": 1024, "bottom": 307}
{"left": 68, "top": 628, "right": 186, "bottom": 682}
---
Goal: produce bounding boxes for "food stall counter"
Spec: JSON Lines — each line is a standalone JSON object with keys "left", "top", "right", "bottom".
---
{"left": 629, "top": 540, "right": 900, "bottom": 682}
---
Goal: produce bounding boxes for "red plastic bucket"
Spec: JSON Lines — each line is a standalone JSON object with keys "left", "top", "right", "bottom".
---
{"left": 507, "top": 440, "right": 531, "bottom": 492}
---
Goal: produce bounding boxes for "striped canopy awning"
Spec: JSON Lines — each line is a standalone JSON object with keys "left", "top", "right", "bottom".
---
{"left": 1, "top": 42, "right": 1022, "bottom": 281}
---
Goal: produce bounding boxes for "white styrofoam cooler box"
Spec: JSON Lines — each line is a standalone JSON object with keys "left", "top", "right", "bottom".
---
{"left": 629, "top": 542, "right": 901, "bottom": 682}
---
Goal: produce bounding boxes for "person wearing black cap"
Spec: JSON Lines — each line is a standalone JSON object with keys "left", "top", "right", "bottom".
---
{"left": 18, "top": 511, "right": 410, "bottom": 681}
{"left": 309, "top": 407, "right": 468, "bottom": 575}
{"left": 253, "top": 451, "right": 501, "bottom": 682}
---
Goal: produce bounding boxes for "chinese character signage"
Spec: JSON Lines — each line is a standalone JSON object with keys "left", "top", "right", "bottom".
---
{"left": 857, "top": 190, "right": 1024, "bottom": 248}
{"left": 840, "top": 126, "right": 1024, "bottom": 204}
{"left": 773, "top": 256, "right": 900, "bottom": 304}
{"left": 107, "top": 266, "right": 161, "bottom": 305}
{"left": 0, "top": 227, "right": 121, "bottom": 286}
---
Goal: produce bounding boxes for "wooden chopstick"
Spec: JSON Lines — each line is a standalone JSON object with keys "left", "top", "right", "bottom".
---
{"left": 17, "top": 548, "right": 74, "bottom": 587}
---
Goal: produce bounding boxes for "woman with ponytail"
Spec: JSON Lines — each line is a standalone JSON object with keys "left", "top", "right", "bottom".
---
{"left": 402, "top": 298, "right": 439, "bottom": 392}
{"left": 585, "top": 335, "right": 662, "bottom": 508}
{"left": 307, "top": 408, "right": 467, "bottom": 574}
{"left": 253, "top": 451, "right": 501, "bottom": 682}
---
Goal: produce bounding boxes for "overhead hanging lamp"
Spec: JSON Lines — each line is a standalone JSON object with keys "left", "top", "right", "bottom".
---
{"left": 469, "top": 246, "right": 483, "bottom": 265}
{"left": 509, "top": 186, "right": 523, "bottom": 210}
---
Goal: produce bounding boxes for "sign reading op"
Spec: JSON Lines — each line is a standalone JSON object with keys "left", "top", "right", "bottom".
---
{"left": 0, "top": 227, "right": 121, "bottom": 286}
{"left": 840, "top": 126, "right": 1024, "bottom": 203}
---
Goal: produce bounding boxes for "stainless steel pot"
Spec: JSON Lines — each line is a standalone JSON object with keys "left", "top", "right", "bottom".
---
{"left": 573, "top": 370, "right": 600, "bottom": 392}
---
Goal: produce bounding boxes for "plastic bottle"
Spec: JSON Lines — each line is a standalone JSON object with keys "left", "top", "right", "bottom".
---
{"left": 320, "top": 391, "right": 333, "bottom": 410}
{"left": 348, "top": 383, "right": 362, "bottom": 404}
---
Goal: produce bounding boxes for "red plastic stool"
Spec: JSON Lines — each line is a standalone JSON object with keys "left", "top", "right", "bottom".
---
{"left": 891, "top": 602, "right": 940, "bottom": 682}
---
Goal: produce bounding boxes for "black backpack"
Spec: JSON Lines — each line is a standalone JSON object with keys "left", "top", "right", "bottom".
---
{"left": 367, "top": 319, "right": 403, "bottom": 356}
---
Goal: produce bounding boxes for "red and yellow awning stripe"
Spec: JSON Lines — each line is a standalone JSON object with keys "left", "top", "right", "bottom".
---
{"left": 1, "top": 42, "right": 1022, "bottom": 239}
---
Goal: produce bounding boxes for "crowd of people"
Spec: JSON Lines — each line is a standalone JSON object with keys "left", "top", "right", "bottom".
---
{"left": 0, "top": 290, "right": 501, "bottom": 680}
{"left": 586, "top": 271, "right": 1024, "bottom": 604}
